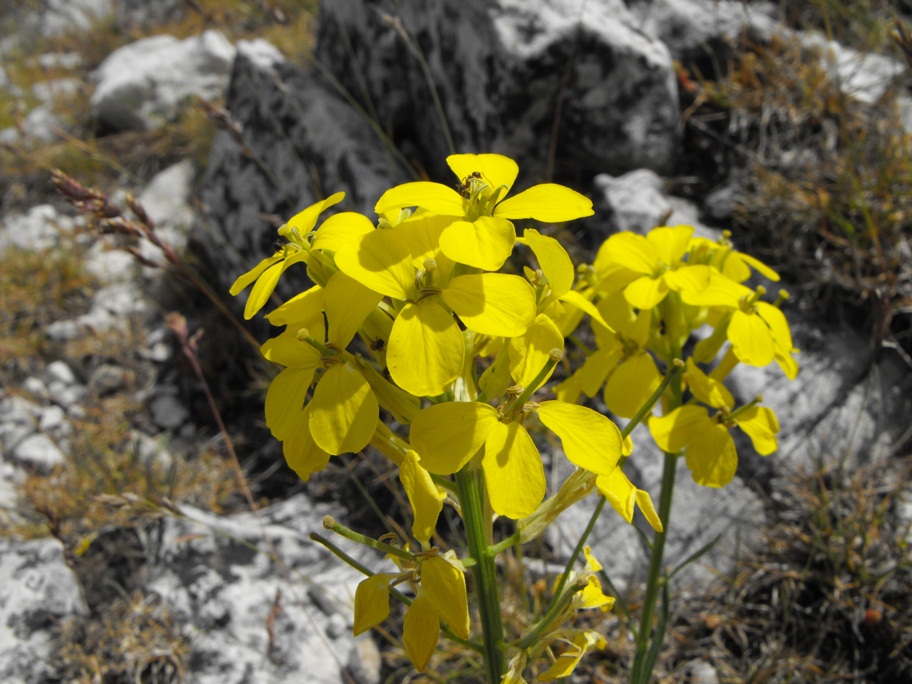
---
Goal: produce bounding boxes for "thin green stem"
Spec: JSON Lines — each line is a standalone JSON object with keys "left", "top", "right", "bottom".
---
{"left": 455, "top": 468, "right": 506, "bottom": 683}
{"left": 630, "top": 449, "right": 678, "bottom": 683}
{"left": 322, "top": 516, "right": 414, "bottom": 563}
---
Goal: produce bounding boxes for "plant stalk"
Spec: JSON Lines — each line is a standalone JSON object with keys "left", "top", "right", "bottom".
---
{"left": 455, "top": 468, "right": 506, "bottom": 683}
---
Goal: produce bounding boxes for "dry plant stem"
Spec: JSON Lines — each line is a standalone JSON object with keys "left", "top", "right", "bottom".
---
{"left": 165, "top": 315, "right": 264, "bottom": 536}
{"left": 455, "top": 467, "right": 506, "bottom": 683}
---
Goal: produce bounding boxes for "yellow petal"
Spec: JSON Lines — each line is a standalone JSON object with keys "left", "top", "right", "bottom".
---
{"left": 685, "top": 358, "right": 734, "bottom": 410}
{"left": 285, "top": 191, "right": 345, "bottom": 235}
{"left": 353, "top": 573, "right": 396, "bottom": 636}
{"left": 600, "top": 232, "right": 657, "bottom": 276}
{"left": 603, "top": 353, "right": 661, "bottom": 419}
{"left": 568, "top": 345, "right": 623, "bottom": 398}
{"left": 508, "top": 314, "right": 564, "bottom": 387}
{"left": 495, "top": 183, "right": 594, "bottom": 222}
{"left": 403, "top": 591, "right": 440, "bottom": 672}
{"left": 735, "top": 406, "right": 779, "bottom": 455}
{"left": 420, "top": 556, "right": 470, "bottom": 639}
{"left": 522, "top": 228, "right": 575, "bottom": 297}
{"left": 399, "top": 451, "right": 446, "bottom": 547}
{"left": 447, "top": 153, "right": 519, "bottom": 193}
{"left": 685, "top": 422, "right": 737, "bottom": 487}
{"left": 681, "top": 272, "right": 751, "bottom": 308}
{"left": 388, "top": 299, "right": 464, "bottom": 397}
{"left": 442, "top": 273, "right": 536, "bottom": 337}
{"left": 728, "top": 309, "right": 775, "bottom": 367}
{"left": 311, "top": 211, "right": 375, "bottom": 252}
{"left": 334, "top": 227, "right": 413, "bottom": 300}
{"left": 737, "top": 251, "right": 780, "bottom": 282}
{"left": 265, "top": 367, "right": 315, "bottom": 440}
{"left": 241, "top": 258, "right": 286, "bottom": 319}
{"left": 558, "top": 289, "right": 613, "bottom": 332}
{"left": 410, "top": 402, "right": 498, "bottom": 474}
{"left": 663, "top": 264, "right": 712, "bottom": 295}
{"left": 308, "top": 364, "right": 378, "bottom": 455}
{"left": 230, "top": 254, "right": 283, "bottom": 296}
{"left": 260, "top": 328, "right": 323, "bottom": 368}
{"left": 539, "top": 631, "right": 606, "bottom": 681}
{"left": 648, "top": 405, "right": 710, "bottom": 453}
{"left": 537, "top": 401, "right": 622, "bottom": 476}
{"left": 597, "top": 469, "right": 663, "bottom": 531}
{"left": 282, "top": 405, "right": 331, "bottom": 481}
{"left": 624, "top": 274, "right": 668, "bottom": 310}
{"left": 577, "top": 575, "right": 615, "bottom": 611}
{"left": 647, "top": 225, "right": 693, "bottom": 265}
{"left": 266, "top": 284, "right": 324, "bottom": 328}
{"left": 375, "top": 181, "right": 465, "bottom": 217}
{"left": 323, "top": 272, "right": 383, "bottom": 347}
{"left": 439, "top": 216, "right": 516, "bottom": 270}
{"left": 482, "top": 421, "right": 546, "bottom": 519}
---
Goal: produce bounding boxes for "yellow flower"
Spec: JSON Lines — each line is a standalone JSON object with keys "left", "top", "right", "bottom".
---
{"left": 229, "top": 192, "right": 344, "bottom": 319}
{"left": 353, "top": 553, "right": 470, "bottom": 672}
{"left": 681, "top": 275, "right": 799, "bottom": 379}
{"left": 374, "top": 153, "right": 593, "bottom": 271}
{"left": 554, "top": 291, "right": 661, "bottom": 419}
{"left": 593, "top": 225, "right": 711, "bottom": 309}
{"left": 649, "top": 360, "right": 780, "bottom": 487}
{"left": 334, "top": 218, "right": 536, "bottom": 396}
{"left": 409, "top": 399, "right": 622, "bottom": 519}
{"left": 260, "top": 272, "right": 382, "bottom": 462}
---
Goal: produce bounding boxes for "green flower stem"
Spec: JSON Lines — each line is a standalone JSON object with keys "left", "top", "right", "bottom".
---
{"left": 322, "top": 516, "right": 414, "bottom": 563}
{"left": 547, "top": 357, "right": 685, "bottom": 602}
{"left": 455, "top": 467, "right": 506, "bottom": 683}
{"left": 630, "top": 449, "right": 677, "bottom": 683}
{"left": 631, "top": 303, "right": 686, "bottom": 684}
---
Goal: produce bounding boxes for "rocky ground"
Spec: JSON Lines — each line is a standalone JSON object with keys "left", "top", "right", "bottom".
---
{"left": 1, "top": 1, "right": 911, "bottom": 682}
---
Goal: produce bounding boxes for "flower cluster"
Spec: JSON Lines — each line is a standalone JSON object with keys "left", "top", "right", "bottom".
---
{"left": 230, "top": 153, "right": 797, "bottom": 679}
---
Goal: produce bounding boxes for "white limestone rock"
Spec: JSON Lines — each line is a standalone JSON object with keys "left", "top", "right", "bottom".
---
{"left": 0, "top": 538, "right": 88, "bottom": 683}
{"left": 91, "top": 30, "right": 236, "bottom": 131}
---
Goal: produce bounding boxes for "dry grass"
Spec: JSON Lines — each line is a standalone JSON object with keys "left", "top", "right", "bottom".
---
{"left": 682, "top": 24, "right": 912, "bottom": 348}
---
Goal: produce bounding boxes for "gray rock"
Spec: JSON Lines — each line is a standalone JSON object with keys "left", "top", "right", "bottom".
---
{"left": 131, "top": 432, "right": 174, "bottom": 470}
{"left": 685, "top": 659, "right": 720, "bottom": 684}
{"left": 11, "top": 434, "right": 66, "bottom": 473}
{"left": 594, "top": 169, "right": 719, "bottom": 237}
{"left": 136, "top": 160, "right": 196, "bottom": 268}
{"left": 35, "top": 52, "right": 84, "bottom": 70}
{"left": 0, "top": 537, "right": 88, "bottom": 684}
{"left": 144, "top": 495, "right": 366, "bottom": 683}
{"left": 91, "top": 30, "right": 236, "bottom": 131}
{"left": 347, "top": 636, "right": 382, "bottom": 684}
{"left": 32, "top": 77, "right": 81, "bottom": 104}
{"left": 44, "top": 360, "right": 77, "bottom": 387}
{"left": 87, "top": 363, "right": 132, "bottom": 396}
{"left": 82, "top": 242, "right": 137, "bottom": 284}
{"left": 39, "top": 0, "right": 114, "bottom": 37}
{"left": 21, "top": 376, "right": 48, "bottom": 400}
{"left": 37, "top": 405, "right": 72, "bottom": 441}
{"left": 802, "top": 31, "right": 905, "bottom": 105}
{"left": 317, "top": 0, "right": 679, "bottom": 180}
{"left": 148, "top": 391, "right": 189, "bottom": 431}
{"left": 0, "top": 205, "right": 73, "bottom": 253}
{"left": 629, "top": 0, "right": 779, "bottom": 60}
{"left": 595, "top": 169, "right": 673, "bottom": 235}
{"left": 116, "top": 0, "right": 184, "bottom": 28}
{"left": 197, "top": 39, "right": 412, "bottom": 293}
